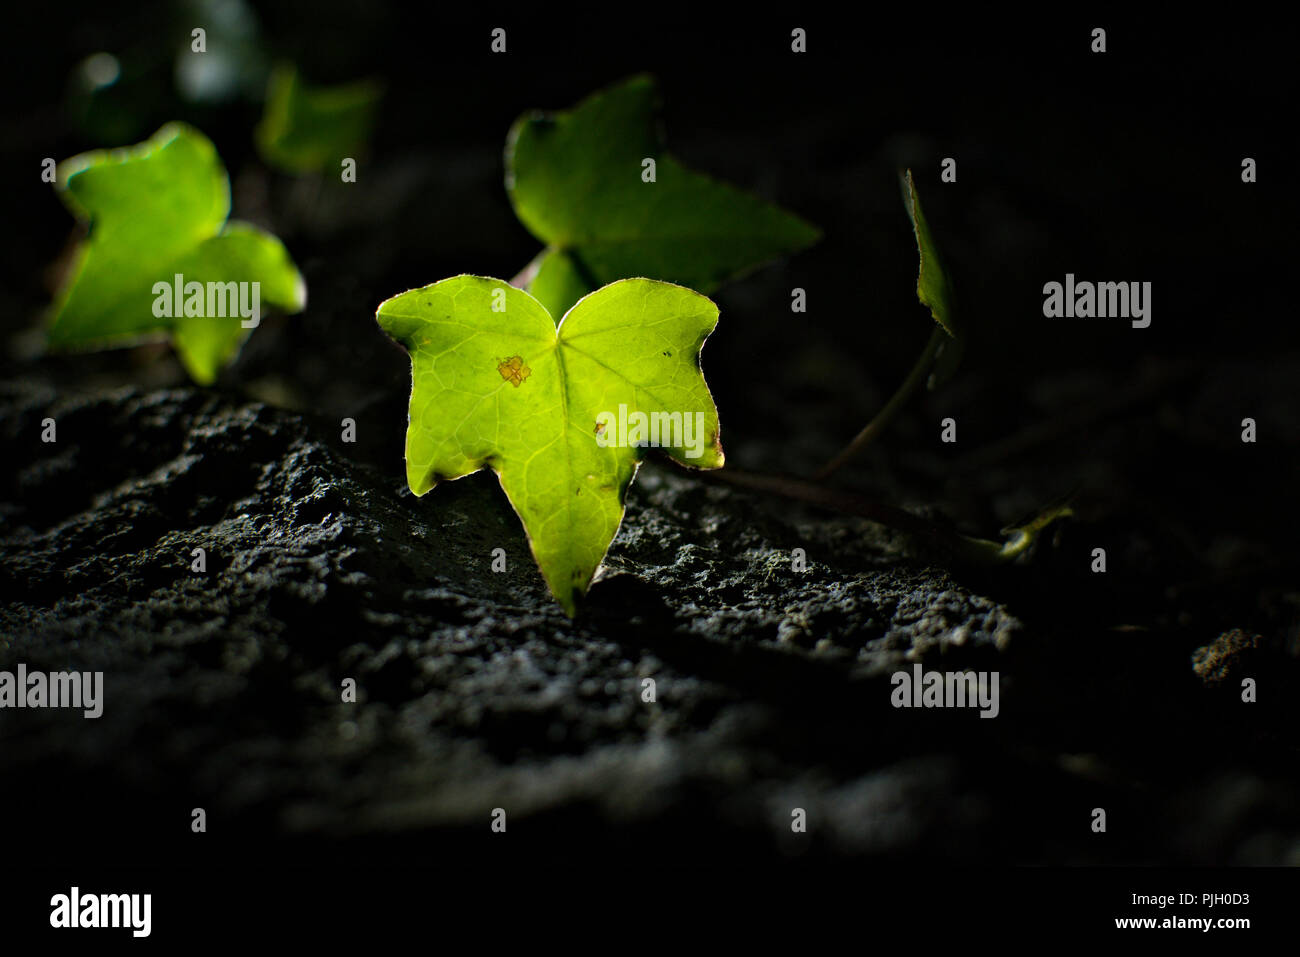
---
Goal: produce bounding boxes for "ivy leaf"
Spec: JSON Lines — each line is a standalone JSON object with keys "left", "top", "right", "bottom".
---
{"left": 255, "top": 64, "right": 382, "bottom": 174}
{"left": 506, "top": 75, "right": 820, "bottom": 319}
{"left": 377, "top": 276, "right": 724, "bottom": 615}
{"left": 901, "top": 169, "right": 962, "bottom": 387}
{"left": 48, "top": 122, "right": 306, "bottom": 384}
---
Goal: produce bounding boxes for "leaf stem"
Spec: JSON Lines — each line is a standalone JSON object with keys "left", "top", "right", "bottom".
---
{"left": 814, "top": 326, "right": 946, "bottom": 480}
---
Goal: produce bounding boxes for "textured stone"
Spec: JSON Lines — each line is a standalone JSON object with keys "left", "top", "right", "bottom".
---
{"left": 1, "top": 381, "right": 1296, "bottom": 866}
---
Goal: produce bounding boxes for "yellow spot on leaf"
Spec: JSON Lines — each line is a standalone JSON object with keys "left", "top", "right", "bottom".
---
{"left": 497, "top": 355, "right": 531, "bottom": 387}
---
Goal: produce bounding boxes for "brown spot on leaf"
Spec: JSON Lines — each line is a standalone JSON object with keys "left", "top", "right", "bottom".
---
{"left": 497, "top": 355, "right": 532, "bottom": 387}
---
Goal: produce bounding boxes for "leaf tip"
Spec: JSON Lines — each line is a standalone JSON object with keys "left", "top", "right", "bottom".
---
{"left": 289, "top": 271, "right": 308, "bottom": 313}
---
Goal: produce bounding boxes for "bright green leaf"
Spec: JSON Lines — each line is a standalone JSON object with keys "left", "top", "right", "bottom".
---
{"left": 48, "top": 122, "right": 306, "bottom": 384}
{"left": 255, "top": 64, "right": 382, "bottom": 174}
{"left": 506, "top": 75, "right": 820, "bottom": 319}
{"left": 901, "top": 168, "right": 962, "bottom": 386}
{"left": 377, "top": 275, "right": 724, "bottom": 615}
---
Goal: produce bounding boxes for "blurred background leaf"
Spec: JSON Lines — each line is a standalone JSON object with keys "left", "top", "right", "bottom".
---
{"left": 255, "top": 63, "right": 382, "bottom": 174}
{"left": 507, "top": 75, "right": 819, "bottom": 319}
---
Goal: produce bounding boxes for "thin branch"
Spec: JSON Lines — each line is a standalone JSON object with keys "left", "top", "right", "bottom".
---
{"left": 694, "top": 464, "right": 1065, "bottom": 564}
{"left": 814, "top": 326, "right": 945, "bottom": 480}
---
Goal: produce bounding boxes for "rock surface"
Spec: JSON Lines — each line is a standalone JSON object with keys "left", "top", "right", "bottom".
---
{"left": 2, "top": 379, "right": 1297, "bottom": 866}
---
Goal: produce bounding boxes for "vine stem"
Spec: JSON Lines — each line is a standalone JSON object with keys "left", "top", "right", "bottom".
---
{"left": 691, "top": 464, "right": 1059, "bottom": 564}
{"left": 814, "top": 326, "right": 946, "bottom": 480}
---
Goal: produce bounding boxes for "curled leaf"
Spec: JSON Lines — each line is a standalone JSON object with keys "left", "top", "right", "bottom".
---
{"left": 901, "top": 168, "right": 962, "bottom": 387}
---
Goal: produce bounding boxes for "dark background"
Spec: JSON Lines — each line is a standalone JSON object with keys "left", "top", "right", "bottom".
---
{"left": 5, "top": 10, "right": 1290, "bottom": 400}
{"left": 0, "top": 3, "right": 1296, "bottom": 893}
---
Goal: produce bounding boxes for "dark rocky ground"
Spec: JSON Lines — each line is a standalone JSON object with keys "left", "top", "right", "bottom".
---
{"left": 1, "top": 352, "right": 1297, "bottom": 867}
{"left": 1, "top": 11, "right": 1296, "bottom": 869}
